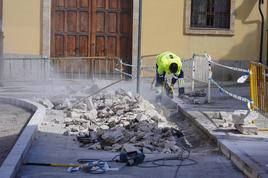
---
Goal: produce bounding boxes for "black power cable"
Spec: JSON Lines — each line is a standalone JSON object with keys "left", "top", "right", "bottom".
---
{"left": 77, "top": 146, "right": 197, "bottom": 176}
{"left": 134, "top": 146, "right": 197, "bottom": 178}
{"left": 173, "top": 147, "right": 191, "bottom": 178}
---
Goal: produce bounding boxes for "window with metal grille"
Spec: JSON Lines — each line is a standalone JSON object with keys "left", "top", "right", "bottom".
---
{"left": 191, "top": 0, "right": 231, "bottom": 29}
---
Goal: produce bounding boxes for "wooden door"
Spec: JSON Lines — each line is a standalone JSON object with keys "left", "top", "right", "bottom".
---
{"left": 51, "top": 0, "right": 91, "bottom": 57}
{"left": 92, "top": 0, "right": 132, "bottom": 60}
{"left": 51, "top": 0, "right": 133, "bottom": 65}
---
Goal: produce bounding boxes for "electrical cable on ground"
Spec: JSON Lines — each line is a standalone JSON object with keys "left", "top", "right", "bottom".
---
{"left": 25, "top": 146, "right": 196, "bottom": 175}
{"left": 131, "top": 146, "right": 197, "bottom": 178}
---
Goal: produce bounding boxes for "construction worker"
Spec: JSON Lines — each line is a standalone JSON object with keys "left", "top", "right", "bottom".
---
{"left": 155, "top": 51, "right": 184, "bottom": 99}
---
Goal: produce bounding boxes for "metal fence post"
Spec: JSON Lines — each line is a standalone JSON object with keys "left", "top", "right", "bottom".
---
{"left": 207, "top": 55, "right": 212, "bottom": 104}
{"left": 191, "top": 54, "right": 195, "bottom": 92}
{"left": 136, "top": 0, "right": 142, "bottom": 94}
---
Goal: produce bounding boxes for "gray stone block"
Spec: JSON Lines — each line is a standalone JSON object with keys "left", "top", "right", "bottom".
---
{"left": 235, "top": 124, "right": 258, "bottom": 135}
{"left": 233, "top": 111, "right": 258, "bottom": 125}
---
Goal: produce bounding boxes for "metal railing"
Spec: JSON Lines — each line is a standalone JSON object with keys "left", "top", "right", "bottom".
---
{"left": 2, "top": 57, "right": 50, "bottom": 81}
{"left": 189, "top": 54, "right": 209, "bottom": 91}
{"left": 140, "top": 54, "right": 158, "bottom": 77}
{"left": 114, "top": 59, "right": 134, "bottom": 78}
{"left": 250, "top": 62, "right": 268, "bottom": 114}
{"left": 50, "top": 57, "right": 122, "bottom": 80}
{"left": 1, "top": 56, "right": 123, "bottom": 81}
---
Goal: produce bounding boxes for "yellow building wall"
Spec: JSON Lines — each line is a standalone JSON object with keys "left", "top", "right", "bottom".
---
{"left": 2, "top": 0, "right": 267, "bottom": 61}
{"left": 142, "top": 0, "right": 267, "bottom": 61}
{"left": 3, "top": 0, "right": 41, "bottom": 55}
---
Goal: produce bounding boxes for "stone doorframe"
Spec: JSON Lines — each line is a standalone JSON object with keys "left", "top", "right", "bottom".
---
{"left": 42, "top": 0, "right": 140, "bottom": 77}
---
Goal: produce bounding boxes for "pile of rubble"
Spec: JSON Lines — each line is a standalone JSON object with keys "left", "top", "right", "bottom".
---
{"left": 58, "top": 89, "right": 184, "bottom": 154}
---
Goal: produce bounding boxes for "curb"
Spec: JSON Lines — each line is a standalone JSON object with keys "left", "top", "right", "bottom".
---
{"left": 0, "top": 97, "right": 46, "bottom": 178}
{"left": 175, "top": 98, "right": 268, "bottom": 178}
{"left": 174, "top": 98, "right": 218, "bottom": 143}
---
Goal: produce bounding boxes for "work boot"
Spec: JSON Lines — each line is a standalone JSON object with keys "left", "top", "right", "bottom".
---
{"left": 178, "top": 87, "right": 185, "bottom": 97}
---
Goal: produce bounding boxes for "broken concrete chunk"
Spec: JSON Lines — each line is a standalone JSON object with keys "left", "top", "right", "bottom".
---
{"left": 73, "top": 103, "right": 87, "bottom": 111}
{"left": 104, "top": 146, "right": 113, "bottom": 151}
{"left": 61, "top": 98, "right": 72, "bottom": 109}
{"left": 99, "top": 125, "right": 109, "bottom": 130}
{"left": 137, "top": 121, "right": 155, "bottom": 132}
{"left": 122, "top": 120, "right": 130, "bottom": 127}
{"left": 86, "top": 99, "right": 95, "bottom": 111}
{"left": 52, "top": 119, "right": 60, "bottom": 124}
{"left": 219, "top": 112, "right": 232, "bottom": 121}
{"left": 145, "top": 109, "right": 158, "bottom": 118}
{"left": 232, "top": 111, "right": 258, "bottom": 125}
{"left": 112, "top": 143, "right": 122, "bottom": 152}
{"left": 63, "top": 128, "right": 71, "bottom": 136}
{"left": 135, "top": 114, "right": 148, "bottom": 122}
{"left": 83, "top": 109, "right": 98, "bottom": 121}
{"left": 88, "top": 142, "right": 102, "bottom": 150}
{"left": 218, "top": 122, "right": 229, "bottom": 128}
{"left": 35, "top": 98, "right": 54, "bottom": 109}
{"left": 135, "top": 131, "right": 145, "bottom": 141}
{"left": 122, "top": 143, "right": 139, "bottom": 153}
{"left": 64, "top": 117, "right": 73, "bottom": 123}
{"left": 186, "top": 89, "right": 206, "bottom": 97}
{"left": 66, "top": 111, "right": 81, "bottom": 118}
{"left": 232, "top": 110, "right": 248, "bottom": 118}
{"left": 152, "top": 114, "right": 166, "bottom": 122}
{"left": 129, "top": 136, "right": 137, "bottom": 143}
{"left": 70, "top": 126, "right": 79, "bottom": 132}
{"left": 101, "top": 128, "right": 124, "bottom": 144}
{"left": 235, "top": 124, "right": 258, "bottom": 135}
{"left": 104, "top": 99, "right": 114, "bottom": 107}
{"left": 56, "top": 89, "right": 185, "bottom": 153}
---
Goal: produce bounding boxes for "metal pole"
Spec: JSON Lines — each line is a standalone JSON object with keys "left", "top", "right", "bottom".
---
{"left": 267, "top": 28, "right": 268, "bottom": 66}
{"left": 207, "top": 55, "right": 212, "bottom": 104}
{"left": 136, "top": 0, "right": 142, "bottom": 94}
{"left": 258, "top": 0, "right": 264, "bottom": 63}
{"left": 0, "top": 0, "right": 3, "bottom": 86}
{"left": 191, "top": 54, "right": 195, "bottom": 92}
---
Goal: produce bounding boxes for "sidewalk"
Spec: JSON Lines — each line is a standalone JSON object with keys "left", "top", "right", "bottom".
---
{"left": 0, "top": 79, "right": 247, "bottom": 178}
{"left": 173, "top": 83, "right": 268, "bottom": 178}
{"left": 1, "top": 79, "right": 266, "bottom": 178}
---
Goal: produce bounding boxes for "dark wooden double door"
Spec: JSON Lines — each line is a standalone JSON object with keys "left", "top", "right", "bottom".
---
{"left": 51, "top": 0, "right": 132, "bottom": 64}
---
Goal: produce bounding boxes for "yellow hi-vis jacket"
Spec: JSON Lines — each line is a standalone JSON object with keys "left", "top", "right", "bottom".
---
{"left": 156, "top": 51, "right": 182, "bottom": 76}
